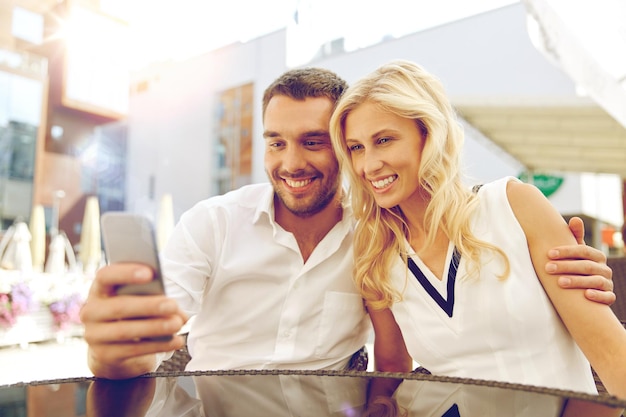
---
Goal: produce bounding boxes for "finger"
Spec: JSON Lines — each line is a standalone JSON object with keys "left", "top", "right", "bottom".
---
{"left": 89, "top": 334, "right": 187, "bottom": 365}
{"left": 583, "top": 289, "right": 616, "bottom": 306}
{"left": 80, "top": 296, "right": 178, "bottom": 323}
{"left": 567, "top": 217, "right": 585, "bottom": 245}
{"left": 93, "top": 264, "right": 155, "bottom": 294}
{"left": 84, "top": 314, "right": 186, "bottom": 345}
{"left": 546, "top": 258, "right": 612, "bottom": 278}
{"left": 557, "top": 275, "right": 614, "bottom": 292}
{"left": 547, "top": 245, "right": 607, "bottom": 263}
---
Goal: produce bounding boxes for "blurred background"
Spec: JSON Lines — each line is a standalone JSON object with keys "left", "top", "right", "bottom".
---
{"left": 0, "top": 0, "right": 625, "bottom": 381}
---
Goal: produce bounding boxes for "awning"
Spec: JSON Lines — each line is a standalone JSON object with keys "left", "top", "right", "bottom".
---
{"left": 457, "top": 0, "right": 626, "bottom": 178}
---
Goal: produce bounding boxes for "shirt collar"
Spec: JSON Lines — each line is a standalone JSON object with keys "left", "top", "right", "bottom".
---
{"left": 252, "top": 183, "right": 275, "bottom": 225}
{"left": 252, "top": 183, "right": 354, "bottom": 227}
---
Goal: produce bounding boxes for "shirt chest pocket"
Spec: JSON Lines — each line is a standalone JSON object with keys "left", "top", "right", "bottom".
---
{"left": 314, "top": 291, "right": 367, "bottom": 359}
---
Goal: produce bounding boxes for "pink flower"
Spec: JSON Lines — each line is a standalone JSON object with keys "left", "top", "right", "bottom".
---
{"left": 0, "top": 292, "right": 16, "bottom": 328}
{"left": 48, "top": 293, "right": 83, "bottom": 330}
{"left": 0, "top": 283, "right": 35, "bottom": 328}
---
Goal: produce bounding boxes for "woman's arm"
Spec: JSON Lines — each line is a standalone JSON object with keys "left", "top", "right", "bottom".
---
{"left": 367, "top": 307, "right": 412, "bottom": 413}
{"left": 507, "top": 180, "right": 626, "bottom": 398}
{"left": 368, "top": 307, "right": 413, "bottom": 373}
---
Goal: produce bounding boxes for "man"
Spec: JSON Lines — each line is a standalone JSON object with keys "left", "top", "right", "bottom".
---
{"left": 80, "top": 68, "right": 614, "bottom": 379}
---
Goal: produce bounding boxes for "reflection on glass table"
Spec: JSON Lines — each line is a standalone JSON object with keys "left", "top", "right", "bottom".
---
{"left": 1, "top": 370, "right": 625, "bottom": 417}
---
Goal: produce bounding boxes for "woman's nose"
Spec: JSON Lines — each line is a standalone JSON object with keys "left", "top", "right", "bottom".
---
{"left": 363, "top": 150, "right": 383, "bottom": 175}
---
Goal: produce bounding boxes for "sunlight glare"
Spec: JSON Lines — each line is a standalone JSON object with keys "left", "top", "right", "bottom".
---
{"left": 102, "top": 0, "right": 295, "bottom": 70}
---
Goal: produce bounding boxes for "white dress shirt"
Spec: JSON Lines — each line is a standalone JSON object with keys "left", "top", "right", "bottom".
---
{"left": 161, "top": 183, "right": 371, "bottom": 370}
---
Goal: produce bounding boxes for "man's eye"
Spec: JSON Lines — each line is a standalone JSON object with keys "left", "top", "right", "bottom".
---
{"left": 305, "top": 141, "right": 321, "bottom": 147}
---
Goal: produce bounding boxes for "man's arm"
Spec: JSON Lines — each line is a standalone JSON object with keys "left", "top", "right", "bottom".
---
{"left": 548, "top": 216, "right": 615, "bottom": 305}
{"left": 80, "top": 264, "right": 188, "bottom": 379}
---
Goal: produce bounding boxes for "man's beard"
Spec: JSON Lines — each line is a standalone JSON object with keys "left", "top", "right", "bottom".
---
{"left": 272, "top": 177, "right": 339, "bottom": 218}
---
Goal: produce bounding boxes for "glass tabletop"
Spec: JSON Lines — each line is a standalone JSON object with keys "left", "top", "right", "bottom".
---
{"left": 1, "top": 370, "right": 625, "bottom": 417}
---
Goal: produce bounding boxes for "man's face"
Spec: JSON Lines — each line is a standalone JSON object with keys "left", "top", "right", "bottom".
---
{"left": 263, "top": 95, "right": 340, "bottom": 217}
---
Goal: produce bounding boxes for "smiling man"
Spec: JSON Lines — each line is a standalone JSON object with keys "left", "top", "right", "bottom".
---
{"left": 263, "top": 93, "right": 342, "bottom": 261}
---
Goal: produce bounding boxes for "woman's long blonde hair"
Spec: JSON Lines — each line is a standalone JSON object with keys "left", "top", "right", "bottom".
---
{"left": 330, "top": 60, "right": 509, "bottom": 310}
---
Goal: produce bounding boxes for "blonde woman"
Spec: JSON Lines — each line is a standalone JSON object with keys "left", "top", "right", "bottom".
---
{"left": 329, "top": 60, "right": 626, "bottom": 398}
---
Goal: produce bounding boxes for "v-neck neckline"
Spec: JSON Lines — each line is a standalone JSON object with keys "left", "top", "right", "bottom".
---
{"left": 406, "top": 243, "right": 461, "bottom": 317}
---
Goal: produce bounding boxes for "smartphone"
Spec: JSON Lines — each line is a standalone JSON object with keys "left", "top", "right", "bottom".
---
{"left": 100, "top": 212, "right": 166, "bottom": 296}
{"left": 101, "top": 212, "right": 173, "bottom": 341}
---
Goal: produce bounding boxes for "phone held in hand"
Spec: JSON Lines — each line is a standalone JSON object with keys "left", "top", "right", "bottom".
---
{"left": 101, "top": 212, "right": 166, "bottom": 296}
{"left": 101, "top": 212, "right": 173, "bottom": 341}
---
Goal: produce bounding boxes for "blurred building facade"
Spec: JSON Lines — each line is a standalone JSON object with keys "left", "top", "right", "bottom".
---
{"left": 0, "top": 0, "right": 126, "bottom": 248}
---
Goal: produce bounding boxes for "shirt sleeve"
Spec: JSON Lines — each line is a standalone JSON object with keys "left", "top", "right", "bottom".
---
{"left": 160, "top": 201, "right": 224, "bottom": 317}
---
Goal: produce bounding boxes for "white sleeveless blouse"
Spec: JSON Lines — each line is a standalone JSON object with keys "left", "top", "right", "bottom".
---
{"left": 389, "top": 176, "right": 596, "bottom": 393}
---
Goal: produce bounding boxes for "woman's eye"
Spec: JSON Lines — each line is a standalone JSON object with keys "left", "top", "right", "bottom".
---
{"left": 348, "top": 144, "right": 363, "bottom": 152}
{"left": 378, "top": 137, "right": 391, "bottom": 144}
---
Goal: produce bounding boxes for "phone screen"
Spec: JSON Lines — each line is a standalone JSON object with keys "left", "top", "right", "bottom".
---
{"left": 101, "top": 212, "right": 166, "bottom": 296}
{"left": 100, "top": 212, "right": 173, "bottom": 341}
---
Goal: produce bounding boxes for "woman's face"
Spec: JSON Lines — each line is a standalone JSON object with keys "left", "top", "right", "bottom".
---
{"left": 344, "top": 101, "right": 426, "bottom": 209}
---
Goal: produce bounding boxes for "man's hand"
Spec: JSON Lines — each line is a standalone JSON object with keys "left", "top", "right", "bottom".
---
{"left": 80, "top": 264, "right": 188, "bottom": 379}
{"left": 547, "top": 217, "right": 615, "bottom": 305}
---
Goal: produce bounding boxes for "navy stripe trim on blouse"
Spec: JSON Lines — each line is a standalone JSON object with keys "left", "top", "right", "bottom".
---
{"left": 442, "top": 403, "right": 460, "bottom": 417}
{"left": 406, "top": 247, "right": 461, "bottom": 318}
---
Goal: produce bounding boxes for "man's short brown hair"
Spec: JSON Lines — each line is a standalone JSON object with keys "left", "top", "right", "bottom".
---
{"left": 262, "top": 68, "right": 348, "bottom": 118}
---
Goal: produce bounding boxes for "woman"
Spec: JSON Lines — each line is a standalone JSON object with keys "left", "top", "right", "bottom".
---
{"left": 329, "top": 60, "right": 626, "bottom": 398}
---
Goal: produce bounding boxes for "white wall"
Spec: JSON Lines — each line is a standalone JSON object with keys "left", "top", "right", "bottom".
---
{"left": 580, "top": 174, "right": 624, "bottom": 226}
{"left": 306, "top": 4, "right": 576, "bottom": 96}
{"left": 127, "top": 30, "right": 287, "bottom": 220}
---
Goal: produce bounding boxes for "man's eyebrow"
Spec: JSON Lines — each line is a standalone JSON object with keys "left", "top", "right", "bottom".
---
{"left": 263, "top": 130, "right": 279, "bottom": 139}
{"left": 263, "top": 129, "right": 329, "bottom": 140}
{"left": 302, "top": 130, "right": 330, "bottom": 138}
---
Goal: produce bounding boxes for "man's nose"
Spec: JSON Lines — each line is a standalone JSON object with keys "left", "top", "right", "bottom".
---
{"left": 282, "top": 146, "right": 307, "bottom": 173}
